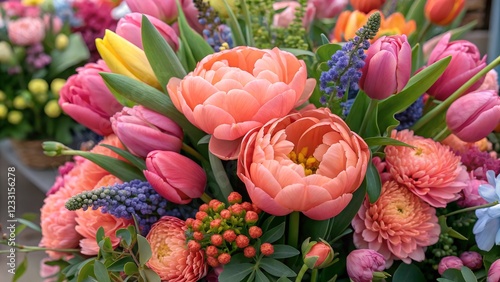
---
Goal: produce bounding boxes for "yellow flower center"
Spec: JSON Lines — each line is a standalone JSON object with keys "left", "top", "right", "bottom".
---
{"left": 156, "top": 243, "right": 171, "bottom": 259}
{"left": 288, "top": 147, "right": 319, "bottom": 176}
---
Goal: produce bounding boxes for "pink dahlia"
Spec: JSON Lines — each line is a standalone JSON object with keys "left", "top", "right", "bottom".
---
{"left": 146, "top": 216, "right": 208, "bottom": 281}
{"left": 352, "top": 180, "right": 440, "bottom": 267}
{"left": 385, "top": 130, "right": 468, "bottom": 207}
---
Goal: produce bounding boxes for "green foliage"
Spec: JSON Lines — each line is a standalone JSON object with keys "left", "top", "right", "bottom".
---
{"left": 393, "top": 263, "right": 426, "bottom": 282}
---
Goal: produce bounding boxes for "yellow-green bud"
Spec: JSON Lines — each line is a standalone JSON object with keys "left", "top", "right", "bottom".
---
{"left": 44, "top": 100, "right": 61, "bottom": 118}
{"left": 7, "top": 111, "right": 23, "bottom": 124}
{"left": 28, "top": 78, "right": 49, "bottom": 95}
{"left": 55, "top": 34, "right": 69, "bottom": 50}
{"left": 0, "top": 90, "right": 6, "bottom": 102}
{"left": 50, "top": 78, "right": 66, "bottom": 97}
{"left": 35, "top": 92, "right": 48, "bottom": 103}
{"left": 0, "top": 41, "right": 14, "bottom": 64}
{"left": 0, "top": 104, "right": 8, "bottom": 119}
{"left": 13, "top": 96, "right": 28, "bottom": 109}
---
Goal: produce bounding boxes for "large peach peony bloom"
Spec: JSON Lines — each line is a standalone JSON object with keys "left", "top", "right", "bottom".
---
{"left": 352, "top": 181, "right": 440, "bottom": 267}
{"left": 167, "top": 46, "right": 315, "bottom": 160}
{"left": 237, "top": 108, "right": 370, "bottom": 220}
{"left": 146, "top": 216, "right": 207, "bottom": 281}
{"left": 385, "top": 130, "right": 468, "bottom": 207}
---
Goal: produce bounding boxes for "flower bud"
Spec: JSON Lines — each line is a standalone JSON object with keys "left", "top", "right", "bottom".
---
{"left": 55, "top": 34, "right": 69, "bottom": 50}
{"left": 0, "top": 41, "right": 14, "bottom": 63}
{"left": 7, "top": 111, "right": 23, "bottom": 124}
{"left": 249, "top": 226, "right": 262, "bottom": 239}
{"left": 438, "top": 256, "right": 463, "bottom": 275}
{"left": 28, "top": 78, "right": 48, "bottom": 95}
{"left": 0, "top": 104, "right": 8, "bottom": 119}
{"left": 245, "top": 211, "right": 259, "bottom": 225}
{"left": 206, "top": 246, "right": 218, "bottom": 257}
{"left": 260, "top": 243, "right": 274, "bottom": 256}
{"left": 446, "top": 90, "right": 500, "bottom": 142}
{"left": 44, "top": 100, "right": 62, "bottom": 118}
{"left": 244, "top": 246, "right": 256, "bottom": 258}
{"left": 223, "top": 230, "right": 236, "bottom": 243}
{"left": 346, "top": 249, "right": 385, "bottom": 282}
{"left": 360, "top": 35, "right": 412, "bottom": 100}
{"left": 210, "top": 234, "right": 223, "bottom": 246}
{"left": 228, "top": 192, "right": 242, "bottom": 204}
{"left": 13, "top": 96, "right": 28, "bottom": 110}
{"left": 425, "top": 0, "right": 465, "bottom": 26}
{"left": 50, "top": 78, "right": 66, "bottom": 97}
{"left": 460, "top": 251, "right": 482, "bottom": 270}
{"left": 217, "top": 253, "right": 231, "bottom": 265}
{"left": 301, "top": 238, "right": 334, "bottom": 269}
{"left": 236, "top": 235, "right": 250, "bottom": 248}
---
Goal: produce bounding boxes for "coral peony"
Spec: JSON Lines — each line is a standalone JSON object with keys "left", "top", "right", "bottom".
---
{"left": 167, "top": 46, "right": 315, "bottom": 160}
{"left": 352, "top": 181, "right": 440, "bottom": 267}
{"left": 237, "top": 108, "right": 370, "bottom": 220}
{"left": 385, "top": 130, "right": 468, "bottom": 207}
{"left": 146, "top": 216, "right": 207, "bottom": 281}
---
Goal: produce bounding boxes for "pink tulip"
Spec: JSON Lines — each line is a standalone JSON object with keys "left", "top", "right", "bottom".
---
{"left": 427, "top": 33, "right": 487, "bottom": 101}
{"left": 303, "top": 241, "right": 334, "bottom": 269}
{"left": 144, "top": 150, "right": 206, "bottom": 204}
{"left": 309, "top": 0, "right": 348, "bottom": 19}
{"left": 8, "top": 17, "right": 45, "bottom": 46}
{"left": 477, "top": 69, "right": 499, "bottom": 92}
{"left": 168, "top": 46, "right": 315, "bottom": 160}
{"left": 59, "top": 60, "right": 124, "bottom": 136}
{"left": 488, "top": 259, "right": 500, "bottom": 282}
{"left": 124, "top": 0, "right": 201, "bottom": 31}
{"left": 346, "top": 249, "right": 385, "bottom": 282}
{"left": 115, "top": 13, "right": 179, "bottom": 51}
{"left": 438, "top": 256, "right": 463, "bottom": 275}
{"left": 237, "top": 108, "right": 370, "bottom": 220}
{"left": 460, "top": 251, "right": 482, "bottom": 270}
{"left": 359, "top": 35, "right": 412, "bottom": 100}
{"left": 272, "top": 1, "right": 316, "bottom": 29}
{"left": 446, "top": 90, "right": 500, "bottom": 142}
{"left": 111, "top": 105, "right": 183, "bottom": 158}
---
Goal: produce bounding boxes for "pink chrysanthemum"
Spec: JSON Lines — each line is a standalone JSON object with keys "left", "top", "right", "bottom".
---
{"left": 385, "top": 130, "right": 468, "bottom": 207}
{"left": 147, "top": 216, "right": 208, "bottom": 281}
{"left": 352, "top": 180, "right": 440, "bottom": 267}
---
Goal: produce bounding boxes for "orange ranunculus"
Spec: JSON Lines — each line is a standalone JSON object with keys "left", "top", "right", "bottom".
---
{"left": 167, "top": 46, "right": 316, "bottom": 160}
{"left": 237, "top": 108, "right": 370, "bottom": 220}
{"left": 425, "top": 0, "right": 465, "bottom": 26}
{"left": 332, "top": 10, "right": 416, "bottom": 42}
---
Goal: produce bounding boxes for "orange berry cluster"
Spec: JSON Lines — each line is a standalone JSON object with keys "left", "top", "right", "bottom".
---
{"left": 185, "top": 192, "right": 274, "bottom": 268}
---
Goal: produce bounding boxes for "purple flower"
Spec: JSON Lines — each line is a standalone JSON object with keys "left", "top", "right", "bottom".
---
{"left": 473, "top": 170, "right": 500, "bottom": 251}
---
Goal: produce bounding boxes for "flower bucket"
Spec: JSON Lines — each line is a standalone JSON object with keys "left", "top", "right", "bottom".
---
{"left": 10, "top": 139, "right": 71, "bottom": 170}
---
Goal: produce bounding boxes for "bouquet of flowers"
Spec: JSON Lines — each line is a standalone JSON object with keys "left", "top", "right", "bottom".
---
{"left": 3, "top": 0, "right": 500, "bottom": 281}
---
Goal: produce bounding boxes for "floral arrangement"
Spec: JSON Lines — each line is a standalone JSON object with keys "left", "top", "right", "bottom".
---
{"left": 3, "top": 0, "right": 500, "bottom": 281}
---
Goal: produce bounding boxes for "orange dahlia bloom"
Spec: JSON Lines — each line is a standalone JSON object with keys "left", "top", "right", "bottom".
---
{"left": 167, "top": 46, "right": 315, "bottom": 160}
{"left": 332, "top": 10, "right": 416, "bottom": 43}
{"left": 384, "top": 130, "right": 468, "bottom": 207}
{"left": 146, "top": 216, "right": 207, "bottom": 281}
{"left": 352, "top": 180, "right": 440, "bottom": 266}
{"left": 237, "top": 108, "right": 370, "bottom": 220}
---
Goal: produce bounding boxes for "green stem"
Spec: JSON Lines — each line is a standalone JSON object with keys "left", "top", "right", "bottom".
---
{"left": 358, "top": 99, "right": 379, "bottom": 136}
{"left": 444, "top": 201, "right": 498, "bottom": 217}
{"left": 288, "top": 211, "right": 300, "bottom": 250}
{"left": 295, "top": 264, "right": 309, "bottom": 282}
{"left": 417, "top": 20, "right": 432, "bottom": 44}
{"left": 0, "top": 243, "right": 79, "bottom": 253}
{"left": 412, "top": 55, "right": 500, "bottom": 132}
{"left": 200, "top": 192, "right": 212, "bottom": 204}
{"left": 311, "top": 269, "right": 318, "bottom": 282}
{"left": 182, "top": 143, "right": 207, "bottom": 163}
{"left": 433, "top": 126, "right": 451, "bottom": 142}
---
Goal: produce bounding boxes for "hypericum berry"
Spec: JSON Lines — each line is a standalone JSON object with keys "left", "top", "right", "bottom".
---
{"left": 192, "top": 219, "right": 203, "bottom": 231}
{"left": 220, "top": 209, "right": 231, "bottom": 219}
{"left": 245, "top": 211, "right": 259, "bottom": 225}
{"left": 223, "top": 230, "right": 237, "bottom": 243}
{"left": 236, "top": 235, "right": 250, "bottom": 248}
{"left": 241, "top": 202, "right": 253, "bottom": 212}
{"left": 206, "top": 245, "right": 219, "bottom": 257}
{"left": 193, "top": 231, "right": 204, "bottom": 241}
{"left": 199, "top": 203, "right": 209, "bottom": 212}
{"left": 207, "top": 256, "right": 220, "bottom": 267}
{"left": 244, "top": 246, "right": 256, "bottom": 258}
{"left": 186, "top": 218, "right": 194, "bottom": 228}
{"left": 211, "top": 234, "right": 223, "bottom": 246}
{"left": 228, "top": 192, "right": 242, "bottom": 204}
{"left": 218, "top": 253, "right": 231, "bottom": 265}
{"left": 230, "top": 203, "right": 245, "bottom": 216}
{"left": 261, "top": 243, "right": 274, "bottom": 256}
{"left": 210, "top": 219, "right": 222, "bottom": 229}
{"left": 249, "top": 226, "right": 263, "bottom": 239}
{"left": 196, "top": 211, "right": 208, "bottom": 221}
{"left": 209, "top": 199, "right": 222, "bottom": 209}
{"left": 188, "top": 240, "right": 201, "bottom": 252}
{"left": 252, "top": 204, "right": 261, "bottom": 214}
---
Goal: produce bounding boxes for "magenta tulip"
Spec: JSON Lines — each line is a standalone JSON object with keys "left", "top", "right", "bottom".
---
{"left": 59, "top": 60, "right": 123, "bottom": 136}
{"left": 115, "top": 13, "right": 179, "bottom": 51}
{"left": 111, "top": 105, "right": 183, "bottom": 158}
{"left": 446, "top": 90, "right": 500, "bottom": 142}
{"left": 426, "top": 33, "right": 487, "bottom": 101}
{"left": 346, "top": 249, "right": 386, "bottom": 282}
{"left": 144, "top": 150, "right": 206, "bottom": 204}
{"left": 359, "top": 35, "right": 412, "bottom": 100}
{"left": 309, "top": 0, "right": 348, "bottom": 19}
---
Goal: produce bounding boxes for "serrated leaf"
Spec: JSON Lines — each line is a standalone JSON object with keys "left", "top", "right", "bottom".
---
{"left": 123, "top": 262, "right": 139, "bottom": 276}
{"left": 93, "top": 261, "right": 110, "bottom": 282}
{"left": 12, "top": 256, "right": 27, "bottom": 282}
{"left": 393, "top": 263, "right": 426, "bottom": 282}
{"left": 260, "top": 258, "right": 296, "bottom": 278}
{"left": 100, "top": 144, "right": 146, "bottom": 170}
{"left": 137, "top": 235, "right": 152, "bottom": 266}
{"left": 141, "top": 15, "right": 186, "bottom": 92}
{"left": 268, "top": 245, "right": 300, "bottom": 259}
{"left": 365, "top": 161, "right": 381, "bottom": 204}
{"left": 218, "top": 263, "right": 254, "bottom": 282}
{"left": 260, "top": 222, "right": 286, "bottom": 244}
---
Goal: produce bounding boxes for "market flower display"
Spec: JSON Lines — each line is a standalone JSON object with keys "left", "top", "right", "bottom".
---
{"left": 237, "top": 108, "right": 370, "bottom": 220}
{"left": 167, "top": 46, "right": 315, "bottom": 160}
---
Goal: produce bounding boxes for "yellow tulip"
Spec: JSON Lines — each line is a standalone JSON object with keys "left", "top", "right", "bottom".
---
{"left": 22, "top": 0, "right": 45, "bottom": 6}
{"left": 96, "top": 30, "right": 161, "bottom": 89}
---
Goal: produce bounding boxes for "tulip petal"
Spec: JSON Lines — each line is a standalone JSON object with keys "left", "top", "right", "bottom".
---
{"left": 363, "top": 50, "right": 397, "bottom": 99}
{"left": 144, "top": 170, "right": 190, "bottom": 204}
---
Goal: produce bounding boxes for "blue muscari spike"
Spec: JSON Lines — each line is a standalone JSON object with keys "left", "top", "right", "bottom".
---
{"left": 396, "top": 96, "right": 424, "bottom": 130}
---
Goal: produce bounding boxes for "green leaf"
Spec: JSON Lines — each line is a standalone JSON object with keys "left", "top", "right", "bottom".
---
{"left": 239, "top": 0, "right": 254, "bottom": 46}
{"left": 141, "top": 15, "right": 186, "bottom": 91}
{"left": 261, "top": 222, "right": 286, "bottom": 244}
{"left": 96, "top": 227, "right": 105, "bottom": 244}
{"left": 222, "top": 0, "right": 246, "bottom": 46}
{"left": 364, "top": 136, "right": 415, "bottom": 148}
{"left": 411, "top": 43, "right": 422, "bottom": 73}
{"left": 315, "top": 43, "right": 342, "bottom": 62}
{"left": 320, "top": 34, "right": 330, "bottom": 45}
{"left": 208, "top": 151, "right": 233, "bottom": 201}
{"left": 99, "top": 144, "right": 146, "bottom": 170}
{"left": 107, "top": 257, "right": 135, "bottom": 272}
{"left": 268, "top": 245, "right": 300, "bottom": 259}
{"left": 123, "top": 262, "right": 139, "bottom": 276}
{"left": 260, "top": 258, "right": 297, "bottom": 278}
{"left": 98, "top": 237, "right": 113, "bottom": 254}
{"left": 302, "top": 217, "right": 332, "bottom": 241}
{"left": 15, "top": 217, "right": 41, "bottom": 233}
{"left": 93, "top": 261, "right": 110, "bottom": 282}
{"left": 405, "top": 0, "right": 426, "bottom": 32}
{"left": 143, "top": 269, "right": 161, "bottom": 282}
{"left": 77, "top": 260, "right": 96, "bottom": 282}
{"left": 393, "top": 263, "right": 426, "bottom": 282}
{"left": 365, "top": 161, "right": 381, "bottom": 204}
{"left": 449, "top": 20, "right": 477, "bottom": 41}
{"left": 116, "top": 228, "right": 132, "bottom": 247}
{"left": 255, "top": 268, "right": 270, "bottom": 282}
{"left": 281, "top": 48, "right": 316, "bottom": 57}
{"left": 218, "top": 262, "right": 254, "bottom": 282}
{"left": 12, "top": 256, "right": 27, "bottom": 282}
{"left": 460, "top": 267, "right": 477, "bottom": 282}
{"left": 137, "top": 235, "right": 152, "bottom": 266}
{"left": 176, "top": 0, "right": 213, "bottom": 63}
{"left": 76, "top": 151, "right": 145, "bottom": 182}
{"left": 48, "top": 33, "right": 90, "bottom": 78}
{"left": 327, "top": 182, "right": 366, "bottom": 241}
{"left": 345, "top": 90, "right": 371, "bottom": 132}
{"left": 439, "top": 268, "right": 466, "bottom": 282}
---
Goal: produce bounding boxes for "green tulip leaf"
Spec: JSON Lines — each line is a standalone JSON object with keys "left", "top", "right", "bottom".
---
{"left": 76, "top": 151, "right": 145, "bottom": 182}
{"left": 365, "top": 161, "right": 381, "bottom": 203}
{"left": 99, "top": 144, "right": 146, "bottom": 171}
{"left": 222, "top": 0, "right": 246, "bottom": 46}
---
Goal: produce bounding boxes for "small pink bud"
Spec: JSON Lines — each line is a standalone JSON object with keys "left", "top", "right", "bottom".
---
{"left": 193, "top": 231, "right": 204, "bottom": 241}
{"left": 244, "top": 246, "right": 257, "bottom": 258}
{"left": 211, "top": 234, "right": 223, "bottom": 247}
{"left": 207, "top": 256, "right": 220, "bottom": 268}
{"left": 196, "top": 211, "right": 208, "bottom": 221}
{"left": 220, "top": 209, "right": 231, "bottom": 219}
{"left": 460, "top": 251, "right": 482, "bottom": 270}
{"left": 206, "top": 245, "right": 219, "bottom": 257}
{"left": 187, "top": 240, "right": 201, "bottom": 252}
{"left": 217, "top": 253, "right": 231, "bottom": 265}
{"left": 210, "top": 219, "right": 222, "bottom": 229}
{"left": 249, "top": 226, "right": 263, "bottom": 239}
{"left": 228, "top": 192, "right": 242, "bottom": 204}
{"left": 438, "top": 256, "right": 463, "bottom": 275}
{"left": 261, "top": 243, "right": 274, "bottom": 256}
{"left": 245, "top": 211, "right": 259, "bottom": 225}
{"left": 346, "top": 249, "right": 386, "bottom": 282}
{"left": 223, "top": 230, "right": 237, "bottom": 243}
{"left": 236, "top": 235, "right": 250, "bottom": 248}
